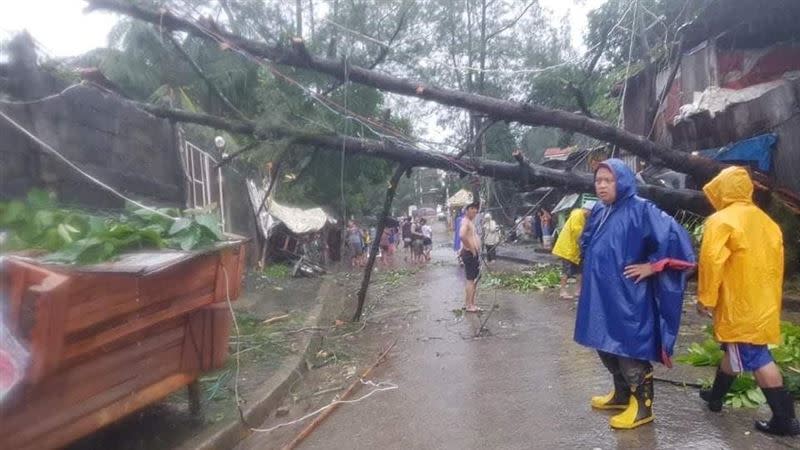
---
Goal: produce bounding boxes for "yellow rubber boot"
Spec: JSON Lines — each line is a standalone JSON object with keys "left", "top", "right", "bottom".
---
{"left": 609, "top": 372, "right": 654, "bottom": 429}
{"left": 591, "top": 374, "right": 629, "bottom": 410}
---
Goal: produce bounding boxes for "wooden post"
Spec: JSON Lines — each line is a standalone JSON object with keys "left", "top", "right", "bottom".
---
{"left": 353, "top": 164, "right": 409, "bottom": 321}
{"left": 187, "top": 380, "right": 202, "bottom": 417}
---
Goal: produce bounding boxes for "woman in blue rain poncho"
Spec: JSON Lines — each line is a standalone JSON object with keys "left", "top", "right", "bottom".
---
{"left": 575, "top": 159, "right": 695, "bottom": 430}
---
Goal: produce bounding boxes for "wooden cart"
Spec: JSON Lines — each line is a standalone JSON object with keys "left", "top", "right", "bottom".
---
{"left": 0, "top": 241, "right": 245, "bottom": 450}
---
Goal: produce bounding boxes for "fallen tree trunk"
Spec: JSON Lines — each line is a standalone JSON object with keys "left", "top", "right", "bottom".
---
{"left": 86, "top": 0, "right": 727, "bottom": 183}
{"left": 135, "top": 102, "right": 711, "bottom": 214}
{"left": 354, "top": 164, "right": 409, "bottom": 322}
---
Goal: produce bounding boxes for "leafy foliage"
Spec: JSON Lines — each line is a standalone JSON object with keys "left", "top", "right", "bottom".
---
{"left": 677, "top": 322, "right": 800, "bottom": 407}
{"left": 0, "top": 190, "right": 224, "bottom": 264}
{"left": 262, "top": 263, "right": 292, "bottom": 280}
{"left": 484, "top": 265, "right": 562, "bottom": 292}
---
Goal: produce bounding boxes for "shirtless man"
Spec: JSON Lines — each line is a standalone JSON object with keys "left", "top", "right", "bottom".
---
{"left": 459, "top": 201, "right": 482, "bottom": 312}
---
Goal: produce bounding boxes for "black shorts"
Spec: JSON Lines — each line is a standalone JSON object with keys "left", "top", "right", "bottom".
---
{"left": 461, "top": 251, "right": 480, "bottom": 281}
{"left": 423, "top": 238, "right": 432, "bottom": 246}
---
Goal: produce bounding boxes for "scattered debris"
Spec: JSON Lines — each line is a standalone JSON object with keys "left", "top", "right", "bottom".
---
{"left": 263, "top": 314, "right": 291, "bottom": 325}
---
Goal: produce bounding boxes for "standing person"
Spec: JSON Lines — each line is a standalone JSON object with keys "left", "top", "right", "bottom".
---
{"left": 576, "top": 159, "right": 695, "bottom": 430}
{"left": 539, "top": 209, "right": 553, "bottom": 248}
{"left": 697, "top": 167, "right": 799, "bottom": 436}
{"left": 459, "top": 202, "right": 482, "bottom": 313}
{"left": 379, "top": 227, "right": 393, "bottom": 266}
{"left": 409, "top": 221, "right": 425, "bottom": 263}
{"left": 362, "top": 227, "right": 371, "bottom": 259}
{"left": 346, "top": 221, "right": 365, "bottom": 267}
{"left": 421, "top": 218, "right": 433, "bottom": 261}
{"left": 533, "top": 213, "right": 542, "bottom": 243}
{"left": 522, "top": 215, "right": 533, "bottom": 241}
{"left": 552, "top": 202, "right": 594, "bottom": 299}
{"left": 482, "top": 213, "right": 501, "bottom": 262}
{"left": 402, "top": 217, "right": 413, "bottom": 259}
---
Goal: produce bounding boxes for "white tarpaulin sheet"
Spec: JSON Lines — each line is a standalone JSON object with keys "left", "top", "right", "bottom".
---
{"left": 447, "top": 189, "right": 473, "bottom": 207}
{"left": 247, "top": 179, "right": 335, "bottom": 238}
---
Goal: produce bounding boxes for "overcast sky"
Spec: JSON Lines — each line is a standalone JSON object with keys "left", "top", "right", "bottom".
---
{"left": 1, "top": 0, "right": 605, "bottom": 58}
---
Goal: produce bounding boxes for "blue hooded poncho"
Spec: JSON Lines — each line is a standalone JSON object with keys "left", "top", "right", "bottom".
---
{"left": 453, "top": 212, "right": 464, "bottom": 251}
{"left": 574, "top": 159, "right": 696, "bottom": 364}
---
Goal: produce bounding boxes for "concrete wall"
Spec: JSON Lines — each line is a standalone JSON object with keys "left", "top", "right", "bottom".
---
{"left": 0, "top": 84, "right": 185, "bottom": 209}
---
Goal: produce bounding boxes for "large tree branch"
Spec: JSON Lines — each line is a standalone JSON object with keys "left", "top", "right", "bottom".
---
{"left": 85, "top": 0, "right": 730, "bottom": 184}
{"left": 133, "top": 101, "right": 711, "bottom": 214}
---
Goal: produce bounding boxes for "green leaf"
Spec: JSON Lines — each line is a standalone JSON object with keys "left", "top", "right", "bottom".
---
{"left": 195, "top": 214, "right": 224, "bottom": 241}
{"left": 0, "top": 201, "right": 26, "bottom": 225}
{"left": 34, "top": 210, "right": 55, "bottom": 228}
{"left": 57, "top": 224, "right": 74, "bottom": 244}
{"left": 746, "top": 388, "right": 767, "bottom": 405}
{"left": 26, "top": 189, "right": 54, "bottom": 209}
{"left": 169, "top": 217, "right": 193, "bottom": 236}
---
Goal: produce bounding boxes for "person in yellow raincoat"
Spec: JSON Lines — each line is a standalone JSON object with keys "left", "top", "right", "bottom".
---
{"left": 697, "top": 166, "right": 799, "bottom": 436}
{"left": 552, "top": 201, "right": 594, "bottom": 299}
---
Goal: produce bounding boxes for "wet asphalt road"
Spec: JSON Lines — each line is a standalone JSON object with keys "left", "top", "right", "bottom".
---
{"left": 244, "top": 225, "right": 798, "bottom": 450}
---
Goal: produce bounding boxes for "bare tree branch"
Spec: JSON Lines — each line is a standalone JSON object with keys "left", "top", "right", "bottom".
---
{"left": 166, "top": 33, "right": 246, "bottom": 120}
{"left": 321, "top": 4, "right": 409, "bottom": 96}
{"left": 486, "top": 0, "right": 537, "bottom": 41}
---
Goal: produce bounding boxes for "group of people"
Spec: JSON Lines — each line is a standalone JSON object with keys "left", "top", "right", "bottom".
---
{"left": 458, "top": 158, "right": 797, "bottom": 436}
{"left": 345, "top": 216, "right": 434, "bottom": 268}
{"left": 400, "top": 216, "right": 433, "bottom": 263}
{"left": 345, "top": 220, "right": 373, "bottom": 268}
{"left": 511, "top": 208, "right": 553, "bottom": 246}
{"left": 544, "top": 159, "right": 798, "bottom": 435}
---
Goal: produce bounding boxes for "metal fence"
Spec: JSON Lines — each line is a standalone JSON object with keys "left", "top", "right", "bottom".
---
{"left": 179, "top": 137, "right": 226, "bottom": 232}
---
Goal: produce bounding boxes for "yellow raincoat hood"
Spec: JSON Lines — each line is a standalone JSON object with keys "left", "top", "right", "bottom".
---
{"left": 552, "top": 208, "right": 587, "bottom": 265}
{"left": 698, "top": 167, "right": 784, "bottom": 344}
{"left": 703, "top": 166, "right": 754, "bottom": 211}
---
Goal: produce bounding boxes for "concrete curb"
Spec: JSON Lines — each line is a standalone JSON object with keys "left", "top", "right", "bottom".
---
{"left": 179, "top": 278, "right": 338, "bottom": 450}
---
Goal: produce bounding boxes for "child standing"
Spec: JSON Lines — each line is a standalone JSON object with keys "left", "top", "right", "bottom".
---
{"left": 697, "top": 167, "right": 799, "bottom": 436}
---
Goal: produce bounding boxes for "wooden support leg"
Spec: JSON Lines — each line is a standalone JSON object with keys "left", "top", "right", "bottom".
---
{"left": 187, "top": 380, "right": 202, "bottom": 417}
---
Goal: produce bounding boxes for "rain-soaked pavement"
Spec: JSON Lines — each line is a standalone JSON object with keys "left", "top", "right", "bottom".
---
{"left": 239, "top": 224, "right": 798, "bottom": 450}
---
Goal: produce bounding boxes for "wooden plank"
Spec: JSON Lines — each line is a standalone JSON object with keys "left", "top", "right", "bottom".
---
{"left": 2, "top": 266, "right": 27, "bottom": 336}
{"left": 209, "top": 304, "right": 232, "bottom": 370}
{"left": 59, "top": 315, "right": 185, "bottom": 370}
{"left": 180, "top": 311, "right": 205, "bottom": 373}
{"left": 65, "top": 278, "right": 140, "bottom": 333}
{"left": 139, "top": 254, "right": 218, "bottom": 304}
{"left": 10, "top": 326, "right": 186, "bottom": 415}
{"left": 24, "top": 276, "right": 70, "bottom": 383}
{"left": 63, "top": 273, "right": 138, "bottom": 306}
{"left": 63, "top": 288, "right": 214, "bottom": 361}
{"left": 14, "top": 373, "right": 196, "bottom": 450}
{"left": 4, "top": 342, "right": 184, "bottom": 448}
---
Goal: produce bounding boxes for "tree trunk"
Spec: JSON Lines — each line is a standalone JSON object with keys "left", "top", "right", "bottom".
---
{"left": 134, "top": 102, "right": 711, "bottom": 214}
{"left": 309, "top": 0, "right": 315, "bottom": 39}
{"left": 86, "top": 0, "right": 731, "bottom": 184}
{"left": 295, "top": 0, "right": 303, "bottom": 37}
{"left": 353, "top": 164, "right": 408, "bottom": 321}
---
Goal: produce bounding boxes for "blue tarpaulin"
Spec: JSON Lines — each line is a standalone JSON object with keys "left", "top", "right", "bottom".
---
{"left": 698, "top": 133, "right": 777, "bottom": 172}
